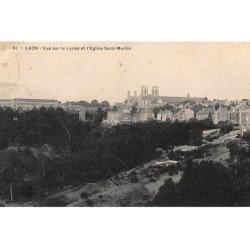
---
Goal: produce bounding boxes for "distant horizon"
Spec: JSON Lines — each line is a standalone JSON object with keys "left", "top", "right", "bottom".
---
{"left": 0, "top": 92, "right": 247, "bottom": 105}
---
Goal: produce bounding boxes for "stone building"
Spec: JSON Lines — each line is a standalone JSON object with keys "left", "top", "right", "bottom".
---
{"left": 106, "top": 110, "right": 121, "bottom": 125}
{"left": 196, "top": 108, "right": 214, "bottom": 121}
{"left": 125, "top": 85, "right": 208, "bottom": 109}
{"left": 139, "top": 108, "right": 155, "bottom": 122}
{"left": 239, "top": 106, "right": 250, "bottom": 135}
{"left": 174, "top": 109, "right": 194, "bottom": 121}
{"left": 14, "top": 98, "right": 60, "bottom": 110}
{"left": 210, "top": 108, "right": 230, "bottom": 124}
{"left": 157, "top": 109, "right": 173, "bottom": 122}
{"left": 0, "top": 99, "right": 14, "bottom": 109}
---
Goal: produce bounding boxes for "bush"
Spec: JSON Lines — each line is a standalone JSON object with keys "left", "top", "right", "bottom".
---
{"left": 45, "top": 195, "right": 71, "bottom": 207}
{"left": 179, "top": 161, "right": 236, "bottom": 206}
{"left": 153, "top": 178, "right": 179, "bottom": 206}
{"left": 80, "top": 191, "right": 90, "bottom": 199}
{"left": 219, "top": 123, "right": 234, "bottom": 135}
{"left": 85, "top": 199, "right": 94, "bottom": 207}
{"left": 129, "top": 171, "right": 139, "bottom": 183}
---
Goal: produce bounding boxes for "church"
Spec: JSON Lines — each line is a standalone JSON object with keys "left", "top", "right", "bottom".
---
{"left": 125, "top": 85, "right": 203, "bottom": 109}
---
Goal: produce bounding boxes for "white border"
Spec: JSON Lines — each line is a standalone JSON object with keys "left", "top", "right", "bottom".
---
{"left": 1, "top": 0, "right": 250, "bottom": 41}
{"left": 1, "top": 1, "right": 250, "bottom": 250}
{"left": 0, "top": 207, "right": 249, "bottom": 250}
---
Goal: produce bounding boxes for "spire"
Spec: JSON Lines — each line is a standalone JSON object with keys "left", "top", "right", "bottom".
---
{"left": 187, "top": 84, "right": 190, "bottom": 98}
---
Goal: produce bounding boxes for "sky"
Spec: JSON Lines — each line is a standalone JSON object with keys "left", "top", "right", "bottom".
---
{"left": 0, "top": 42, "right": 250, "bottom": 104}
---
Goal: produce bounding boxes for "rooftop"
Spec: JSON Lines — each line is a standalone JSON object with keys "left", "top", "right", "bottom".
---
{"left": 14, "top": 98, "right": 59, "bottom": 103}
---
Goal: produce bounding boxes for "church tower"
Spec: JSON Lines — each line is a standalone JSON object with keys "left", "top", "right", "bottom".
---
{"left": 141, "top": 86, "right": 148, "bottom": 96}
{"left": 152, "top": 86, "right": 159, "bottom": 96}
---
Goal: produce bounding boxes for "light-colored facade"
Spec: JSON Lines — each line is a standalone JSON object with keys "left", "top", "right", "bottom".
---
{"left": 106, "top": 110, "right": 121, "bottom": 125}
{"left": 79, "top": 109, "right": 86, "bottom": 122}
{"left": 228, "top": 104, "right": 248, "bottom": 124}
{"left": 211, "top": 108, "right": 230, "bottom": 124}
{"left": 104, "top": 107, "right": 155, "bottom": 125}
{"left": 196, "top": 108, "right": 214, "bottom": 120}
{"left": 157, "top": 109, "right": 173, "bottom": 122}
{"left": 14, "top": 98, "right": 60, "bottom": 110}
{"left": 174, "top": 109, "right": 194, "bottom": 121}
{"left": 139, "top": 108, "right": 155, "bottom": 122}
{"left": 239, "top": 107, "right": 250, "bottom": 135}
{"left": 0, "top": 99, "right": 14, "bottom": 109}
{"left": 64, "top": 103, "right": 84, "bottom": 112}
{"left": 229, "top": 112, "right": 240, "bottom": 124}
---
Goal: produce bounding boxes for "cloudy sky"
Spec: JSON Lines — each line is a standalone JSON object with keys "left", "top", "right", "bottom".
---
{"left": 0, "top": 42, "right": 250, "bottom": 103}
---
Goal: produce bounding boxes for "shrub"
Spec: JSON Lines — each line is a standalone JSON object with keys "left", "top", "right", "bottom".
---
{"left": 45, "top": 195, "right": 71, "bottom": 207}
{"left": 85, "top": 199, "right": 94, "bottom": 207}
{"left": 80, "top": 191, "right": 90, "bottom": 199}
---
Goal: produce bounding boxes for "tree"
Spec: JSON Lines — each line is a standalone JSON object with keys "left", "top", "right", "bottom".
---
{"left": 91, "top": 100, "right": 99, "bottom": 107}
{"left": 153, "top": 107, "right": 161, "bottom": 118}
{"left": 100, "top": 101, "right": 110, "bottom": 111}
{"left": 94, "top": 108, "right": 107, "bottom": 126}
{"left": 153, "top": 178, "right": 179, "bottom": 206}
{"left": 227, "top": 141, "right": 248, "bottom": 160}
{"left": 188, "top": 118, "right": 198, "bottom": 123}
{"left": 192, "top": 104, "right": 203, "bottom": 115}
{"left": 215, "top": 103, "right": 220, "bottom": 110}
{"left": 243, "top": 132, "right": 250, "bottom": 143}
{"left": 219, "top": 123, "right": 233, "bottom": 135}
{"left": 130, "top": 106, "right": 138, "bottom": 116}
{"left": 188, "top": 129, "right": 202, "bottom": 146}
{"left": 179, "top": 161, "right": 236, "bottom": 206}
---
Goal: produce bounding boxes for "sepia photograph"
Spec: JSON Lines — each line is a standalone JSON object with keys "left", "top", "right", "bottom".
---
{"left": 0, "top": 42, "right": 250, "bottom": 207}
{"left": 2, "top": 1, "right": 250, "bottom": 249}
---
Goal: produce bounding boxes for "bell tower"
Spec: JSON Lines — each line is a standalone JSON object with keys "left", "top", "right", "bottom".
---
{"left": 152, "top": 86, "right": 159, "bottom": 96}
{"left": 141, "top": 86, "right": 148, "bottom": 96}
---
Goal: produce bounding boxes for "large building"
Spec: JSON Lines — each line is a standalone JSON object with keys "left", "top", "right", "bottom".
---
{"left": 157, "top": 109, "right": 173, "bottom": 122}
{"left": 106, "top": 110, "right": 122, "bottom": 125}
{"left": 174, "top": 109, "right": 194, "bottom": 121}
{"left": 211, "top": 108, "right": 230, "bottom": 124}
{"left": 196, "top": 108, "right": 214, "bottom": 121}
{"left": 239, "top": 106, "right": 250, "bottom": 135}
{"left": 125, "top": 86, "right": 208, "bottom": 109}
{"left": 103, "top": 107, "right": 156, "bottom": 125}
{"left": 139, "top": 108, "right": 155, "bottom": 122}
{"left": 0, "top": 98, "right": 60, "bottom": 111}
{"left": 0, "top": 99, "right": 14, "bottom": 109}
{"left": 14, "top": 98, "right": 60, "bottom": 110}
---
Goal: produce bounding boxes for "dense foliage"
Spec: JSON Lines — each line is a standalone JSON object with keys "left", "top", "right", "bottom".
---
{"left": 153, "top": 161, "right": 238, "bottom": 207}
{"left": 0, "top": 108, "right": 215, "bottom": 202}
{"left": 153, "top": 132, "right": 250, "bottom": 207}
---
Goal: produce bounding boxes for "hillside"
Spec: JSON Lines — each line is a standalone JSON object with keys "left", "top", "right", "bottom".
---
{"left": 7, "top": 156, "right": 182, "bottom": 207}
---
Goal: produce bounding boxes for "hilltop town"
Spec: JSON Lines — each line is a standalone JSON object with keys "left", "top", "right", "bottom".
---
{"left": 1, "top": 85, "right": 248, "bottom": 134}
{"left": 103, "top": 86, "right": 250, "bottom": 135}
